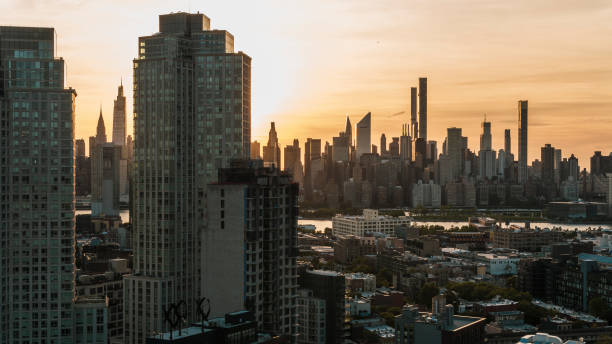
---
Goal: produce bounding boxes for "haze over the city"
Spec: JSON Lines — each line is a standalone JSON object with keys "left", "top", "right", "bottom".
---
{"left": 1, "top": 0, "right": 611, "bottom": 165}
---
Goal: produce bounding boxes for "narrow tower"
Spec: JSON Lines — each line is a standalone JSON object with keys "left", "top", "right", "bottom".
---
{"left": 518, "top": 100, "right": 528, "bottom": 183}
{"left": 112, "top": 80, "right": 127, "bottom": 146}
{"left": 418, "top": 78, "right": 427, "bottom": 141}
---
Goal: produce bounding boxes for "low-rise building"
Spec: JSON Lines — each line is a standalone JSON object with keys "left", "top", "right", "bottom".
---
{"left": 346, "top": 272, "right": 377, "bottom": 293}
{"left": 405, "top": 236, "right": 441, "bottom": 257}
{"left": 334, "top": 235, "right": 377, "bottom": 264}
{"left": 476, "top": 253, "right": 520, "bottom": 276}
{"left": 332, "top": 209, "right": 412, "bottom": 237}
{"left": 395, "top": 305, "right": 486, "bottom": 344}
{"left": 492, "top": 226, "right": 564, "bottom": 252}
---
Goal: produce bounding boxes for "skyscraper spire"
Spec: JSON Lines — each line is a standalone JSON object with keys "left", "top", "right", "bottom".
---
{"left": 345, "top": 115, "right": 352, "bottom": 146}
{"left": 112, "top": 81, "right": 126, "bottom": 146}
{"left": 95, "top": 107, "right": 107, "bottom": 144}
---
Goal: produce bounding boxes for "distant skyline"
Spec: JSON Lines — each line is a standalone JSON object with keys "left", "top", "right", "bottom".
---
{"left": 1, "top": 0, "right": 611, "bottom": 167}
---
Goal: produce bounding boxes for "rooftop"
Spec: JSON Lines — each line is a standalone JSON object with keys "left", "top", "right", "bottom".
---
{"left": 310, "top": 269, "right": 342, "bottom": 277}
{"left": 532, "top": 300, "right": 607, "bottom": 323}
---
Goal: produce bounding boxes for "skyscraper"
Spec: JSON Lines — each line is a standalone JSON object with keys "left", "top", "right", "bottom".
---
{"left": 76, "top": 138, "right": 86, "bottom": 157}
{"left": 418, "top": 77, "right": 427, "bottom": 141}
{"left": 478, "top": 118, "right": 496, "bottom": 180}
{"left": 124, "top": 13, "right": 251, "bottom": 343}
{"left": 95, "top": 108, "right": 107, "bottom": 145}
{"left": 0, "top": 25, "right": 106, "bottom": 343}
{"left": 541, "top": 144, "right": 555, "bottom": 183}
{"left": 263, "top": 122, "right": 281, "bottom": 168}
{"left": 284, "top": 139, "right": 303, "bottom": 185}
{"left": 356, "top": 112, "right": 371, "bottom": 158}
{"left": 91, "top": 144, "right": 121, "bottom": 218}
{"left": 446, "top": 127, "right": 464, "bottom": 181}
{"left": 410, "top": 87, "right": 418, "bottom": 139}
{"left": 504, "top": 129, "right": 511, "bottom": 155}
{"left": 204, "top": 161, "right": 297, "bottom": 336}
{"left": 400, "top": 124, "right": 411, "bottom": 161}
{"left": 345, "top": 116, "right": 352, "bottom": 147}
{"left": 518, "top": 100, "right": 528, "bottom": 183}
{"left": 112, "top": 81, "right": 126, "bottom": 147}
{"left": 380, "top": 133, "right": 387, "bottom": 154}
{"left": 480, "top": 117, "right": 491, "bottom": 151}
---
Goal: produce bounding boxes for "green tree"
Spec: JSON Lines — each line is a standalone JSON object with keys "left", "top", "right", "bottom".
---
{"left": 417, "top": 283, "right": 440, "bottom": 309}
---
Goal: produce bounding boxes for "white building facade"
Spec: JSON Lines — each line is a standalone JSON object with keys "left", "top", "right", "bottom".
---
{"left": 332, "top": 209, "right": 411, "bottom": 237}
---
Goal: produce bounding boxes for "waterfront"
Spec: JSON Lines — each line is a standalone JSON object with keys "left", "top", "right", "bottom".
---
{"left": 76, "top": 209, "right": 612, "bottom": 234}
{"left": 298, "top": 218, "right": 612, "bottom": 233}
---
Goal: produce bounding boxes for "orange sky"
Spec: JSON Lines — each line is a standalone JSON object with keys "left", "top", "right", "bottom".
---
{"left": 2, "top": 0, "right": 611, "bottom": 168}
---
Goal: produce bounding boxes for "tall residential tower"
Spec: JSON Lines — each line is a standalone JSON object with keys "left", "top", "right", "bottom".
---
{"left": 418, "top": 77, "right": 427, "bottom": 141}
{"left": 0, "top": 26, "right": 87, "bottom": 343}
{"left": 124, "top": 13, "right": 251, "bottom": 343}
{"left": 518, "top": 100, "right": 528, "bottom": 183}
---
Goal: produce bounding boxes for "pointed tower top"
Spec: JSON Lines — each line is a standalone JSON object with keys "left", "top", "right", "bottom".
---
{"left": 97, "top": 107, "right": 105, "bottom": 133}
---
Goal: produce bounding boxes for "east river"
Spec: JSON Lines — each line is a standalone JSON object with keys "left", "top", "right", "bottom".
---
{"left": 76, "top": 210, "right": 612, "bottom": 234}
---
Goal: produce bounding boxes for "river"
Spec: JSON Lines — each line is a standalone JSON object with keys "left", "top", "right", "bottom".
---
{"left": 76, "top": 210, "right": 611, "bottom": 234}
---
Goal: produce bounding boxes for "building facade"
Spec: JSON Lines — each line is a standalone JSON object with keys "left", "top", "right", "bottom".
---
{"left": 202, "top": 161, "right": 298, "bottom": 337}
{"left": 124, "top": 13, "right": 251, "bottom": 343}
{"left": 0, "top": 26, "right": 80, "bottom": 343}
{"left": 299, "top": 270, "right": 346, "bottom": 344}
{"left": 356, "top": 112, "right": 371, "bottom": 159}
{"left": 518, "top": 100, "right": 528, "bottom": 184}
{"left": 332, "top": 209, "right": 412, "bottom": 237}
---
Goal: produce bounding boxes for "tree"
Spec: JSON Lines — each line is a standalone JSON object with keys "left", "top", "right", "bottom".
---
{"left": 589, "top": 297, "right": 609, "bottom": 319}
{"left": 417, "top": 283, "right": 439, "bottom": 309}
{"left": 376, "top": 268, "right": 392, "bottom": 288}
{"left": 596, "top": 335, "right": 612, "bottom": 344}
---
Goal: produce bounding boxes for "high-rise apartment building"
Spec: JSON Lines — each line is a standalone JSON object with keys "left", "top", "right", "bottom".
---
{"left": 203, "top": 161, "right": 298, "bottom": 337}
{"left": 356, "top": 112, "right": 371, "bottom": 158}
{"left": 518, "top": 100, "right": 528, "bottom": 183}
{"left": 124, "top": 13, "right": 251, "bottom": 343}
{"left": 0, "top": 25, "right": 107, "bottom": 343}
{"left": 418, "top": 78, "right": 427, "bottom": 141}
{"left": 298, "top": 270, "right": 345, "bottom": 344}
{"left": 262, "top": 122, "right": 280, "bottom": 168}
{"left": 112, "top": 82, "right": 126, "bottom": 147}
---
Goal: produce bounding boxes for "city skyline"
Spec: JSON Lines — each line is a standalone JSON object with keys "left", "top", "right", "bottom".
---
{"left": 1, "top": 1, "right": 611, "bottom": 166}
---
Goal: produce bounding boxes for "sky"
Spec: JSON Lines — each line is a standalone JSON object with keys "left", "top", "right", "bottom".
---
{"left": 1, "top": 0, "right": 611, "bottom": 168}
